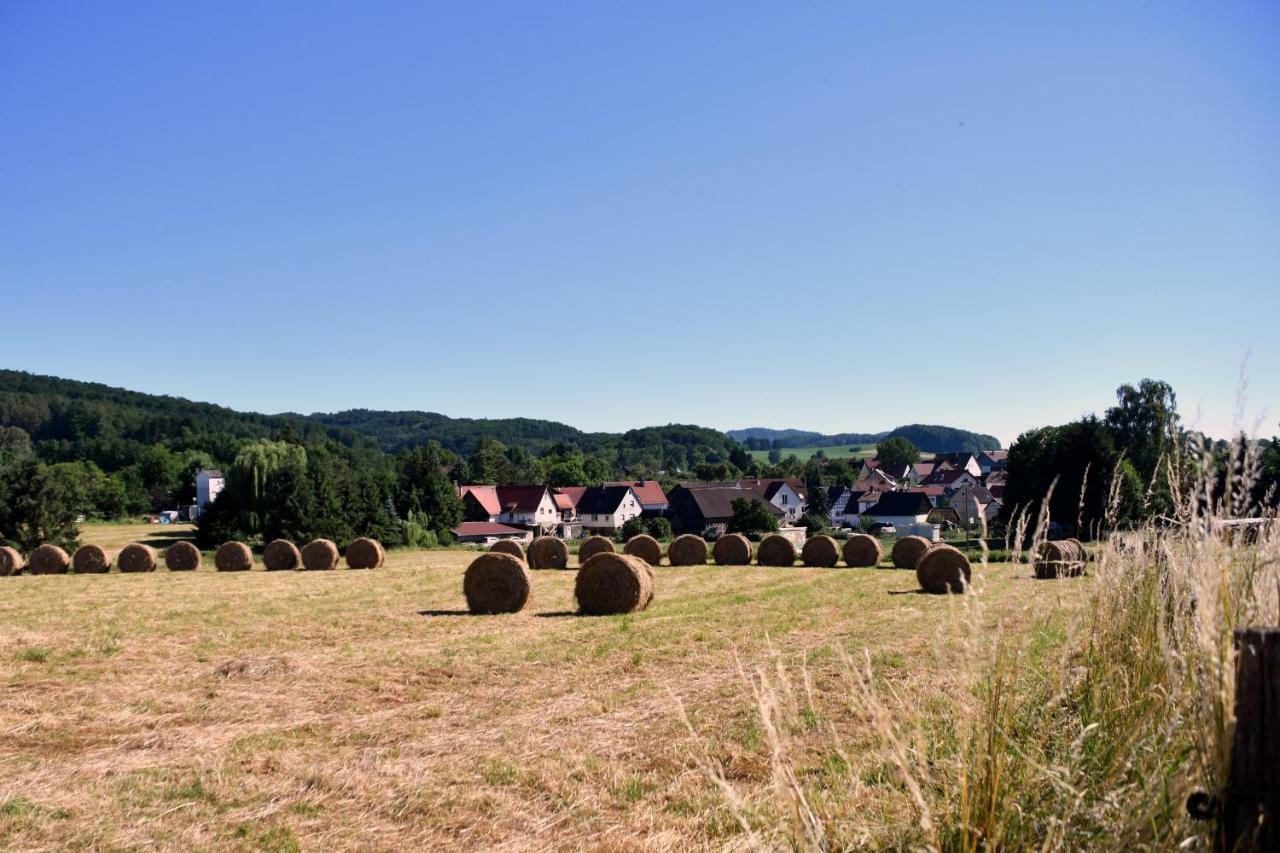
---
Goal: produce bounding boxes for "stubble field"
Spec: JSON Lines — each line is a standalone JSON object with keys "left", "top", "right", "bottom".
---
{"left": 0, "top": 525, "right": 1086, "bottom": 850}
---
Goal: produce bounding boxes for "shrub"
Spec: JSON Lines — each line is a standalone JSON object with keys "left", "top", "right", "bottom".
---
{"left": 645, "top": 517, "right": 672, "bottom": 540}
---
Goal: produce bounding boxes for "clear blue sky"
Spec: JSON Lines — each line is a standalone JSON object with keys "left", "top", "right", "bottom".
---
{"left": 2, "top": 2, "right": 1277, "bottom": 446}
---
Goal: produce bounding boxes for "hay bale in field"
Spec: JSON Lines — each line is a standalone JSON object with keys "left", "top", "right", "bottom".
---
{"left": 712, "top": 532, "right": 753, "bottom": 566}
{"left": 801, "top": 535, "right": 840, "bottom": 568}
{"left": 623, "top": 533, "right": 662, "bottom": 565}
{"left": 1064, "top": 538, "right": 1088, "bottom": 562}
{"left": 574, "top": 552, "right": 654, "bottom": 615}
{"left": 1033, "top": 539, "right": 1086, "bottom": 579}
{"left": 345, "top": 537, "right": 384, "bottom": 570}
{"left": 72, "top": 544, "right": 112, "bottom": 574}
{"left": 263, "top": 539, "right": 301, "bottom": 571}
{"left": 215, "top": 541, "right": 253, "bottom": 572}
{"left": 301, "top": 539, "right": 340, "bottom": 571}
{"left": 757, "top": 534, "right": 798, "bottom": 567}
{"left": 667, "top": 534, "right": 708, "bottom": 567}
{"left": 842, "top": 533, "right": 883, "bottom": 568}
{"left": 165, "top": 541, "right": 201, "bottom": 572}
{"left": 916, "top": 543, "right": 972, "bottom": 594}
{"left": 0, "top": 545, "right": 24, "bottom": 576}
{"left": 463, "top": 552, "right": 533, "bottom": 614}
{"left": 527, "top": 536, "right": 569, "bottom": 570}
{"left": 489, "top": 539, "right": 526, "bottom": 560}
{"left": 117, "top": 543, "right": 157, "bottom": 573}
{"left": 28, "top": 544, "right": 70, "bottom": 575}
{"left": 891, "top": 535, "right": 931, "bottom": 569}
{"left": 578, "top": 535, "right": 616, "bottom": 565}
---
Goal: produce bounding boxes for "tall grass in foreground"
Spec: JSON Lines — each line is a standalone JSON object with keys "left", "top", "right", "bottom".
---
{"left": 687, "top": 433, "right": 1278, "bottom": 850}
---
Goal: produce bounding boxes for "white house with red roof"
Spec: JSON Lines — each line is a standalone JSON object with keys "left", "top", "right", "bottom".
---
{"left": 605, "top": 480, "right": 668, "bottom": 514}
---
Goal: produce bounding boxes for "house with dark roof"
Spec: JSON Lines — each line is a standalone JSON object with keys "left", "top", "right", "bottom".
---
{"left": 458, "top": 485, "right": 561, "bottom": 534}
{"left": 576, "top": 485, "right": 643, "bottom": 533}
{"left": 931, "top": 453, "right": 983, "bottom": 477}
{"left": 920, "top": 468, "right": 981, "bottom": 490}
{"left": 665, "top": 484, "right": 783, "bottom": 536}
{"left": 863, "top": 492, "right": 935, "bottom": 528}
{"left": 977, "top": 450, "right": 1008, "bottom": 475}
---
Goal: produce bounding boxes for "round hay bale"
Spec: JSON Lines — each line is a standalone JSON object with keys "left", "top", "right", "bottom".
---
{"left": 891, "top": 535, "right": 931, "bottom": 569}
{"left": 757, "top": 534, "right": 798, "bottom": 567}
{"left": 301, "top": 539, "right": 340, "bottom": 571}
{"left": 0, "top": 545, "right": 24, "bottom": 576}
{"left": 345, "top": 537, "right": 383, "bottom": 570}
{"left": 527, "top": 536, "right": 569, "bottom": 570}
{"left": 842, "top": 533, "right": 883, "bottom": 568}
{"left": 215, "top": 541, "right": 253, "bottom": 572}
{"left": 72, "top": 544, "right": 112, "bottom": 574}
{"left": 117, "top": 543, "right": 157, "bottom": 573}
{"left": 575, "top": 553, "right": 654, "bottom": 616}
{"left": 489, "top": 539, "right": 526, "bottom": 561}
{"left": 28, "top": 544, "right": 70, "bottom": 575}
{"left": 1064, "top": 538, "right": 1088, "bottom": 562}
{"left": 623, "top": 533, "right": 662, "bottom": 565}
{"left": 712, "top": 532, "right": 753, "bottom": 565}
{"left": 263, "top": 539, "right": 301, "bottom": 571}
{"left": 164, "top": 541, "right": 201, "bottom": 572}
{"left": 801, "top": 535, "right": 840, "bottom": 568}
{"left": 1034, "top": 539, "right": 1086, "bottom": 579}
{"left": 578, "top": 535, "right": 616, "bottom": 565}
{"left": 463, "top": 552, "right": 533, "bottom": 614}
{"left": 916, "top": 543, "right": 972, "bottom": 594}
{"left": 667, "top": 534, "right": 708, "bottom": 567}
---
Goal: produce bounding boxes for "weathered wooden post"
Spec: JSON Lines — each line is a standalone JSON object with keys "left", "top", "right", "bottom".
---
{"left": 1221, "top": 628, "right": 1280, "bottom": 851}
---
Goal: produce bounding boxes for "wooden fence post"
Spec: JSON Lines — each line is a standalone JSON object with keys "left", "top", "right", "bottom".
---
{"left": 1221, "top": 628, "right": 1280, "bottom": 851}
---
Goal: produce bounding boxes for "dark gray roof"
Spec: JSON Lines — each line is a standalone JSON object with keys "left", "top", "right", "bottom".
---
{"left": 865, "top": 492, "right": 933, "bottom": 517}
{"left": 576, "top": 485, "right": 633, "bottom": 515}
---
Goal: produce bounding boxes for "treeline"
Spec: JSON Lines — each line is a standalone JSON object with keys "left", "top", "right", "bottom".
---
{"left": 730, "top": 423, "right": 1002, "bottom": 453}
{"left": 0, "top": 370, "right": 755, "bottom": 550}
{"left": 1002, "top": 379, "right": 1280, "bottom": 538}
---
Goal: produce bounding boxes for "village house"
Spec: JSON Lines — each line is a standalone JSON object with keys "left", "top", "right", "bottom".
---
{"left": 977, "top": 450, "right": 1009, "bottom": 475}
{"left": 948, "top": 485, "right": 1002, "bottom": 527}
{"left": 459, "top": 485, "right": 561, "bottom": 535}
{"left": 920, "top": 468, "right": 982, "bottom": 490}
{"left": 576, "top": 485, "right": 643, "bottom": 533}
{"left": 931, "top": 452, "right": 983, "bottom": 478}
{"left": 908, "top": 462, "right": 935, "bottom": 485}
{"left": 605, "top": 480, "right": 668, "bottom": 515}
{"left": 862, "top": 491, "right": 937, "bottom": 538}
{"left": 739, "top": 478, "right": 807, "bottom": 523}
{"left": 665, "top": 484, "right": 783, "bottom": 536}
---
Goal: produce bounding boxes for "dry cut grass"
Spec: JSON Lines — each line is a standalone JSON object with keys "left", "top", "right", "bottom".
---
{"left": 0, "top": 530, "right": 1088, "bottom": 850}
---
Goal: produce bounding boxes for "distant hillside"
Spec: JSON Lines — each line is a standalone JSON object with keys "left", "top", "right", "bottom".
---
{"left": 728, "top": 424, "right": 1001, "bottom": 453}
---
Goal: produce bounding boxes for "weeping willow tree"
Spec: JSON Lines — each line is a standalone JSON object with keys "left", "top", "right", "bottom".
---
{"left": 224, "top": 440, "right": 308, "bottom": 537}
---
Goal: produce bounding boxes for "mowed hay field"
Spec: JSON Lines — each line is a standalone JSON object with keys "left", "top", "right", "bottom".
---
{"left": 0, "top": 526, "right": 1089, "bottom": 850}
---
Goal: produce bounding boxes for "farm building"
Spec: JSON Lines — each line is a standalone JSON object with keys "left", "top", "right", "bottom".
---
{"left": 665, "top": 484, "right": 783, "bottom": 536}
{"left": 863, "top": 492, "right": 937, "bottom": 538}
{"left": 459, "top": 485, "right": 561, "bottom": 535}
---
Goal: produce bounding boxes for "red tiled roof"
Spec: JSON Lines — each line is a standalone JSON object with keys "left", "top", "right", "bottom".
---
{"left": 458, "top": 485, "right": 500, "bottom": 515}
{"left": 606, "top": 480, "right": 667, "bottom": 505}
{"left": 555, "top": 486, "right": 588, "bottom": 508}
{"left": 452, "top": 522, "right": 526, "bottom": 537}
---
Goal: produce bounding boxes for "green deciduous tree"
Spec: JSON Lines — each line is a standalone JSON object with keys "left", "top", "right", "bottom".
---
{"left": 726, "top": 498, "right": 779, "bottom": 536}
{"left": 875, "top": 436, "right": 921, "bottom": 467}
